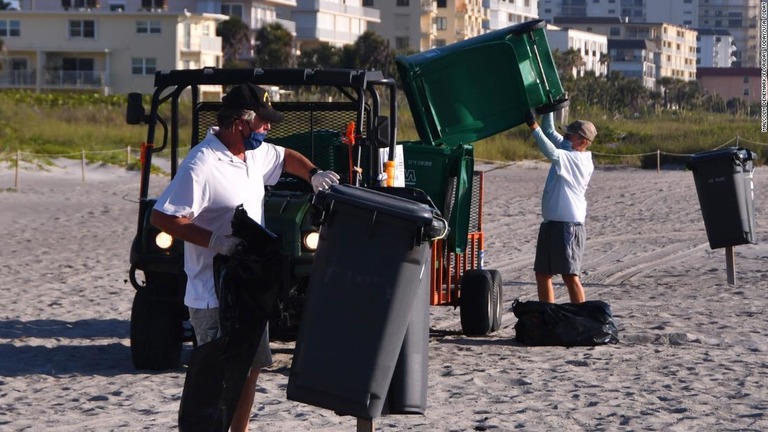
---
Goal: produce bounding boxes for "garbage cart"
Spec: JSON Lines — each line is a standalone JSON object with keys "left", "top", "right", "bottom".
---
{"left": 396, "top": 19, "right": 569, "bottom": 148}
{"left": 687, "top": 147, "right": 757, "bottom": 249}
{"left": 287, "top": 184, "right": 446, "bottom": 420}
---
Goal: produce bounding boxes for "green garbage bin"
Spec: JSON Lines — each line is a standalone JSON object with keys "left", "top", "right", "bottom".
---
{"left": 687, "top": 147, "right": 757, "bottom": 249}
{"left": 396, "top": 19, "right": 568, "bottom": 148}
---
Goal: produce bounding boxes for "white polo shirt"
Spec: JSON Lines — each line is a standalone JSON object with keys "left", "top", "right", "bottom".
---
{"left": 153, "top": 128, "right": 285, "bottom": 309}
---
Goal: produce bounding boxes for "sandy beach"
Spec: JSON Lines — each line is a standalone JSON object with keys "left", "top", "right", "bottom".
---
{"left": 1, "top": 158, "right": 767, "bottom": 431}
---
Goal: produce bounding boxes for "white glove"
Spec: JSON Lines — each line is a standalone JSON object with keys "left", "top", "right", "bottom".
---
{"left": 310, "top": 170, "right": 340, "bottom": 192}
{"left": 208, "top": 231, "right": 242, "bottom": 256}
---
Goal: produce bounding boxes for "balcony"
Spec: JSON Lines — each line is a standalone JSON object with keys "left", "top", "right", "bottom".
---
{"left": 0, "top": 69, "right": 106, "bottom": 91}
{"left": 422, "top": 0, "right": 437, "bottom": 14}
{"left": 0, "top": 70, "right": 37, "bottom": 87}
{"left": 45, "top": 70, "right": 105, "bottom": 88}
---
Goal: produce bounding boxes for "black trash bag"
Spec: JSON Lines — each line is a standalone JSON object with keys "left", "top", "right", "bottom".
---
{"left": 512, "top": 299, "right": 619, "bottom": 347}
{"left": 178, "top": 205, "right": 282, "bottom": 432}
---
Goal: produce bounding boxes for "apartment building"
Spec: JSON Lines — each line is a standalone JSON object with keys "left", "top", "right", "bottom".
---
{"left": 275, "top": 0, "right": 380, "bottom": 49}
{"left": 545, "top": 25, "right": 609, "bottom": 77}
{"left": 539, "top": 0, "right": 759, "bottom": 68}
{"left": 697, "top": 66, "right": 760, "bottom": 103}
{"left": 484, "top": 0, "right": 538, "bottom": 30}
{"left": 607, "top": 39, "right": 657, "bottom": 88}
{"left": 696, "top": 27, "right": 736, "bottom": 67}
{"left": 0, "top": 5, "right": 225, "bottom": 95}
{"left": 554, "top": 17, "right": 698, "bottom": 83}
{"left": 538, "top": 0, "right": 623, "bottom": 22}
{"left": 698, "top": 0, "right": 759, "bottom": 67}
{"left": 365, "top": 0, "right": 438, "bottom": 53}
{"left": 433, "top": 0, "right": 485, "bottom": 47}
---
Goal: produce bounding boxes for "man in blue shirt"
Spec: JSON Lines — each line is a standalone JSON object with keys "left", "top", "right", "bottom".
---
{"left": 526, "top": 110, "right": 596, "bottom": 304}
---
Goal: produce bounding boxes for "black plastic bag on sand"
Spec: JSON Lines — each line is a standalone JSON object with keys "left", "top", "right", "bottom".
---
{"left": 512, "top": 299, "right": 619, "bottom": 347}
{"left": 178, "top": 205, "right": 281, "bottom": 432}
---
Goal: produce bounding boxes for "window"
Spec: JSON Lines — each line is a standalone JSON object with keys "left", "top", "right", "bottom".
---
{"left": 729, "top": 19, "right": 742, "bottom": 27}
{"left": 136, "top": 20, "right": 161, "bottom": 34}
{"left": 395, "top": 36, "right": 409, "bottom": 50}
{"left": 609, "top": 27, "right": 620, "bottom": 36}
{"left": 132, "top": 57, "right": 157, "bottom": 75}
{"left": 110, "top": 2, "right": 126, "bottom": 11}
{"left": 435, "top": 16, "right": 447, "bottom": 31}
{"left": 396, "top": 0, "right": 409, "bottom": 6}
{"left": 435, "top": 39, "right": 446, "bottom": 47}
{"left": 743, "top": 88, "right": 750, "bottom": 96}
{"left": 436, "top": 0, "right": 446, "bottom": 8}
{"left": 0, "top": 19, "right": 20, "bottom": 37}
{"left": 744, "top": 76, "right": 750, "bottom": 83}
{"left": 221, "top": 4, "right": 243, "bottom": 20}
{"left": 69, "top": 20, "right": 95, "bottom": 38}
{"left": 362, "top": 0, "right": 374, "bottom": 5}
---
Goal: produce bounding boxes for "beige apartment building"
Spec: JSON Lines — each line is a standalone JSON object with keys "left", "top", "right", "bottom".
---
{"left": 0, "top": 8, "right": 225, "bottom": 95}
{"left": 434, "top": 0, "right": 485, "bottom": 47}
{"left": 553, "top": 17, "right": 698, "bottom": 83}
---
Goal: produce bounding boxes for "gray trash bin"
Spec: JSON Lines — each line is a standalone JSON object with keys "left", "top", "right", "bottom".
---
{"left": 286, "top": 184, "right": 445, "bottom": 420}
{"left": 687, "top": 147, "right": 756, "bottom": 249}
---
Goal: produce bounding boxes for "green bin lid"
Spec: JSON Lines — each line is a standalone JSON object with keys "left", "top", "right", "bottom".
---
{"left": 396, "top": 20, "right": 567, "bottom": 147}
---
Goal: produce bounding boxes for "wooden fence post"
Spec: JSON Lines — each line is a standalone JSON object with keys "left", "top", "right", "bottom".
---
{"left": 15, "top": 150, "right": 20, "bottom": 190}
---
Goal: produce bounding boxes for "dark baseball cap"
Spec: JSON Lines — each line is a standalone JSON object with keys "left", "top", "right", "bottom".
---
{"left": 221, "top": 83, "right": 284, "bottom": 123}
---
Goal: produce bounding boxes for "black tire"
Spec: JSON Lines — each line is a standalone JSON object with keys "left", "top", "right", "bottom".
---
{"left": 489, "top": 270, "right": 503, "bottom": 333}
{"left": 535, "top": 97, "right": 570, "bottom": 115}
{"left": 130, "top": 287, "right": 183, "bottom": 370}
{"left": 510, "top": 19, "right": 546, "bottom": 36}
{"left": 459, "top": 269, "right": 494, "bottom": 336}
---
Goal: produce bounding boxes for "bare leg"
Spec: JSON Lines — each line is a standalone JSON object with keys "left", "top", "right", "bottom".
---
{"left": 562, "top": 274, "right": 585, "bottom": 303}
{"left": 535, "top": 272, "right": 555, "bottom": 303}
{"left": 230, "top": 368, "right": 260, "bottom": 432}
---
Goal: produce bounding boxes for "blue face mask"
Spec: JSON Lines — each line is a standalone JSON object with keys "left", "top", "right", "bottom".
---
{"left": 244, "top": 131, "right": 267, "bottom": 151}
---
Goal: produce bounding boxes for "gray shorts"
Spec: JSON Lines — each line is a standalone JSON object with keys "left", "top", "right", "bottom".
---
{"left": 533, "top": 221, "right": 586, "bottom": 276}
{"left": 188, "top": 307, "right": 273, "bottom": 369}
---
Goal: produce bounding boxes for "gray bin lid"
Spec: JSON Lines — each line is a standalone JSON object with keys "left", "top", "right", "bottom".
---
{"left": 319, "top": 184, "right": 435, "bottom": 226}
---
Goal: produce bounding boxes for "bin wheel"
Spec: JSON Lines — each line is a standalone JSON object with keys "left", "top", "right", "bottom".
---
{"left": 510, "top": 19, "right": 546, "bottom": 36}
{"left": 130, "top": 287, "right": 184, "bottom": 370}
{"left": 489, "top": 269, "right": 503, "bottom": 332}
{"left": 536, "top": 98, "right": 570, "bottom": 115}
{"left": 459, "top": 269, "right": 494, "bottom": 336}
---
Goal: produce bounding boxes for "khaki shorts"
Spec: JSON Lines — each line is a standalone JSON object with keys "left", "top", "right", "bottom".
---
{"left": 188, "top": 307, "right": 273, "bottom": 369}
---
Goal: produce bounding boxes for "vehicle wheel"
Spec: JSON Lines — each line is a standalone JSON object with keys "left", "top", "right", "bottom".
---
{"left": 459, "top": 269, "right": 493, "bottom": 336}
{"left": 130, "top": 287, "right": 183, "bottom": 370}
{"left": 489, "top": 269, "right": 503, "bottom": 332}
{"left": 535, "top": 98, "right": 570, "bottom": 115}
{"left": 510, "top": 19, "right": 546, "bottom": 36}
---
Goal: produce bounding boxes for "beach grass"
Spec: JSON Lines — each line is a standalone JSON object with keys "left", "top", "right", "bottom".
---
{"left": 0, "top": 91, "right": 763, "bottom": 169}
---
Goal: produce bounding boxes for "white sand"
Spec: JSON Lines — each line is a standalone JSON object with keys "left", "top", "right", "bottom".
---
{"left": 1, "top": 158, "right": 767, "bottom": 431}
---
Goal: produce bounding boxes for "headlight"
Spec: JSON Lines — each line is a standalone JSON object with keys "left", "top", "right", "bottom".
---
{"left": 155, "top": 231, "right": 174, "bottom": 249}
{"left": 303, "top": 231, "right": 319, "bottom": 251}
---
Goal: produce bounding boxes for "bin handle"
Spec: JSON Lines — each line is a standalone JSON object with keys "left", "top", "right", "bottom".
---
{"left": 432, "top": 215, "right": 450, "bottom": 241}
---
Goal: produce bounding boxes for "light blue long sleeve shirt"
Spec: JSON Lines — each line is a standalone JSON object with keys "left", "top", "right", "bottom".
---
{"left": 531, "top": 113, "right": 594, "bottom": 223}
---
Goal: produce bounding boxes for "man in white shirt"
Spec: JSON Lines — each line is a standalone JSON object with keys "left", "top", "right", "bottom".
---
{"left": 526, "top": 110, "right": 596, "bottom": 304}
{"left": 151, "top": 83, "right": 339, "bottom": 431}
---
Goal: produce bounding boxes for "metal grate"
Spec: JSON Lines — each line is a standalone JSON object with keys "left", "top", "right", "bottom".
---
{"left": 193, "top": 101, "right": 370, "bottom": 184}
{"left": 468, "top": 171, "right": 482, "bottom": 232}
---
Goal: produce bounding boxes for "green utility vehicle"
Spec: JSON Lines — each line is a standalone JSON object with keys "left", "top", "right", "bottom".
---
{"left": 126, "top": 19, "right": 566, "bottom": 370}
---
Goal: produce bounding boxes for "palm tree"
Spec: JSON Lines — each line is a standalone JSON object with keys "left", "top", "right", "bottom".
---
{"left": 253, "top": 23, "right": 293, "bottom": 68}
{"left": 217, "top": 17, "right": 252, "bottom": 68}
{"left": 552, "top": 48, "right": 585, "bottom": 79}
